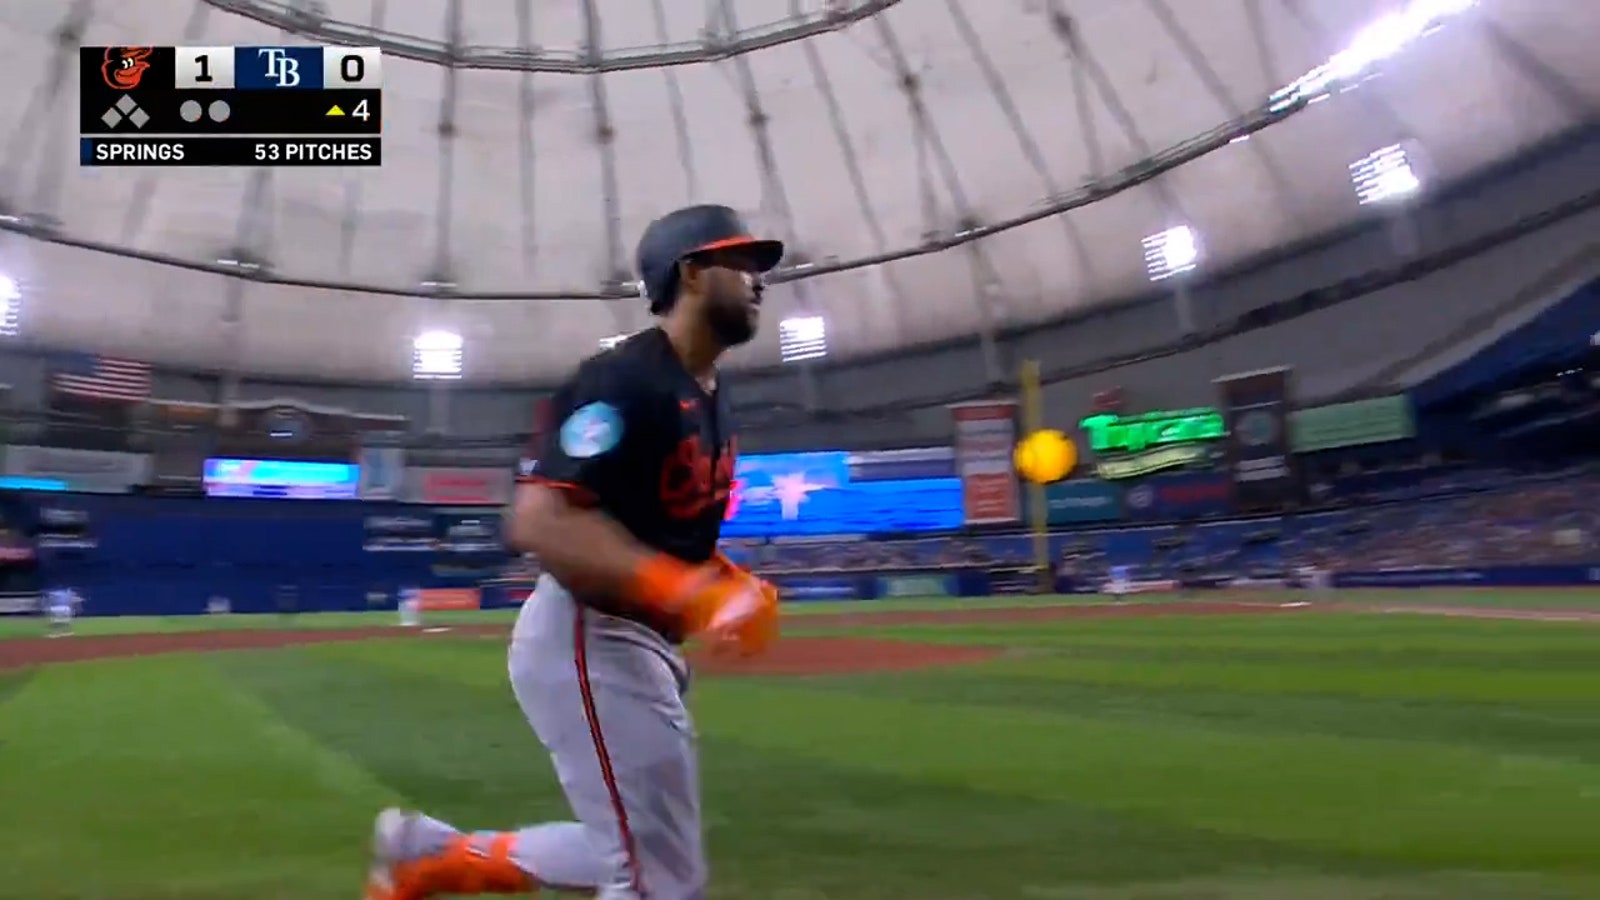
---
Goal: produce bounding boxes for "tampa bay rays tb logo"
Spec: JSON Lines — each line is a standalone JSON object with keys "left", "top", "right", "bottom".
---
{"left": 256, "top": 48, "right": 301, "bottom": 87}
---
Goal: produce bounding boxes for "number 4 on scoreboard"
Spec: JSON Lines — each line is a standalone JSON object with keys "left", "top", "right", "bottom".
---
{"left": 329, "top": 98, "right": 371, "bottom": 123}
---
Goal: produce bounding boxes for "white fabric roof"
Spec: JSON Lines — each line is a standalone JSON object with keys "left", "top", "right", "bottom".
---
{"left": 0, "top": 0, "right": 1594, "bottom": 383}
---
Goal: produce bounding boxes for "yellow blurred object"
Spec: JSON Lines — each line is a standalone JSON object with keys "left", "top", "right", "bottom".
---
{"left": 1014, "top": 428, "right": 1077, "bottom": 485}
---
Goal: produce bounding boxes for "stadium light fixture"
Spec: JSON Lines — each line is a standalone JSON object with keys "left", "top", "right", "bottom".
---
{"left": 778, "top": 315, "right": 828, "bottom": 362}
{"left": 412, "top": 329, "right": 463, "bottom": 380}
{"left": 1269, "top": 0, "right": 1477, "bottom": 113}
{"left": 1350, "top": 143, "right": 1422, "bottom": 205}
{"left": 1142, "top": 226, "right": 1199, "bottom": 282}
{"left": 0, "top": 275, "right": 19, "bottom": 337}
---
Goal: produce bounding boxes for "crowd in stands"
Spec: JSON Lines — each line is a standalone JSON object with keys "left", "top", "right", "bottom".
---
{"left": 1300, "top": 481, "right": 1599, "bottom": 569}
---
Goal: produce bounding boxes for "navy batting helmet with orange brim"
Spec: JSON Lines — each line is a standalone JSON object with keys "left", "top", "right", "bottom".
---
{"left": 636, "top": 205, "right": 784, "bottom": 314}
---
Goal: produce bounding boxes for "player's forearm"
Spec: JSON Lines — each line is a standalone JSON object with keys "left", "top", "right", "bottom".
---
{"left": 506, "top": 484, "right": 704, "bottom": 613}
{"left": 511, "top": 502, "right": 657, "bottom": 597}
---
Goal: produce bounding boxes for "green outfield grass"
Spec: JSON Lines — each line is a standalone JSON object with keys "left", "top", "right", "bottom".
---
{"left": 1, "top": 596, "right": 1598, "bottom": 898}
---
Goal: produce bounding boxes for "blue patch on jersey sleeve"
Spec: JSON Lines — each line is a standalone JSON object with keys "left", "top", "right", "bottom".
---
{"left": 559, "top": 402, "right": 623, "bottom": 459}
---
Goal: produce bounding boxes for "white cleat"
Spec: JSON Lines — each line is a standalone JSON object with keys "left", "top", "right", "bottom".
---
{"left": 364, "top": 807, "right": 413, "bottom": 900}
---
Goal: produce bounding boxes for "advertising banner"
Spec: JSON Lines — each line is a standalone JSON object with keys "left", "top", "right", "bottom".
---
{"left": 1121, "top": 471, "right": 1235, "bottom": 520}
{"left": 416, "top": 588, "right": 480, "bottom": 611}
{"left": 1290, "top": 395, "right": 1416, "bottom": 452}
{"left": 35, "top": 505, "right": 95, "bottom": 550}
{"left": 1027, "top": 478, "right": 1123, "bottom": 524}
{"left": 358, "top": 447, "right": 405, "bottom": 499}
{"left": 435, "top": 511, "right": 503, "bottom": 554}
{"left": 949, "top": 401, "right": 1021, "bottom": 526}
{"left": 362, "top": 513, "right": 437, "bottom": 552}
{"left": 408, "top": 467, "right": 512, "bottom": 506}
{"left": 878, "top": 574, "right": 955, "bottom": 598}
{"left": 1334, "top": 566, "right": 1600, "bottom": 588}
{"left": 1077, "top": 407, "right": 1225, "bottom": 479}
{"left": 2, "top": 445, "right": 151, "bottom": 493}
{"left": 0, "top": 593, "right": 40, "bottom": 615}
{"left": 1213, "top": 367, "right": 1299, "bottom": 509}
{"left": 985, "top": 568, "right": 1044, "bottom": 595}
{"left": 770, "top": 575, "right": 869, "bottom": 601}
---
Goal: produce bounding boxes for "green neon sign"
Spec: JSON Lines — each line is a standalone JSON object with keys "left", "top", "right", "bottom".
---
{"left": 1079, "top": 408, "right": 1226, "bottom": 454}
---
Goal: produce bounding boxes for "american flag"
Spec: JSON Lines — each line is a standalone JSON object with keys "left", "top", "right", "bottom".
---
{"left": 51, "top": 354, "right": 152, "bottom": 401}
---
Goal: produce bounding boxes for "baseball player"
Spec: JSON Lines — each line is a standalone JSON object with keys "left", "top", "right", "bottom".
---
{"left": 1106, "top": 563, "right": 1133, "bottom": 596}
{"left": 365, "top": 205, "right": 784, "bottom": 900}
{"left": 397, "top": 586, "right": 422, "bottom": 628}
{"left": 1297, "top": 559, "right": 1334, "bottom": 598}
{"left": 45, "top": 586, "right": 80, "bottom": 637}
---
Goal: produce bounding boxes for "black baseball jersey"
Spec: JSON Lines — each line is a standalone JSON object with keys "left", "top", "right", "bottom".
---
{"left": 519, "top": 328, "right": 736, "bottom": 634}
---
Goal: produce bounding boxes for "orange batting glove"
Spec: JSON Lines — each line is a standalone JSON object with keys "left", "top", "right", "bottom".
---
{"left": 705, "top": 571, "right": 779, "bottom": 657}
{"left": 703, "top": 552, "right": 779, "bottom": 656}
{"left": 629, "top": 554, "right": 779, "bottom": 654}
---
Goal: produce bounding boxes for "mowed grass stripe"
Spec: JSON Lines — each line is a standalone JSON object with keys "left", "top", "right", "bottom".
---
{"left": 0, "top": 666, "right": 37, "bottom": 708}
{"left": 0, "top": 655, "right": 392, "bottom": 897}
{"left": 211, "top": 647, "right": 573, "bottom": 821}
{"left": 843, "top": 610, "right": 1600, "bottom": 644}
{"left": 1021, "top": 870, "right": 1600, "bottom": 900}
{"left": 943, "top": 654, "right": 1600, "bottom": 703}
{"left": 695, "top": 735, "right": 1390, "bottom": 898}
{"left": 212, "top": 645, "right": 1393, "bottom": 895}
{"left": 693, "top": 681, "right": 1600, "bottom": 869}
{"left": 297, "top": 635, "right": 516, "bottom": 689}
{"left": 840, "top": 672, "right": 1600, "bottom": 765}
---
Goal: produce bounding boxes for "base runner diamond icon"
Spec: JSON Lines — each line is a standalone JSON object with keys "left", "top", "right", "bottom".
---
{"left": 103, "top": 96, "right": 149, "bottom": 129}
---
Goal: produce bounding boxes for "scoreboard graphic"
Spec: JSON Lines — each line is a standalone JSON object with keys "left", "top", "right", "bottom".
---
{"left": 80, "top": 46, "right": 382, "bottom": 167}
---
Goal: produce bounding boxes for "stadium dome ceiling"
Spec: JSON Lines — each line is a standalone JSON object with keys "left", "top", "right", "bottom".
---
{"left": 0, "top": 0, "right": 1594, "bottom": 384}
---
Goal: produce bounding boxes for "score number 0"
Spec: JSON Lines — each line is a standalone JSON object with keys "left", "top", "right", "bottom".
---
{"left": 335, "top": 49, "right": 373, "bottom": 121}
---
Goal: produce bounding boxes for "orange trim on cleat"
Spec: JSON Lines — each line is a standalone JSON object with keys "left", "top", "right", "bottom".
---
{"left": 369, "top": 832, "right": 534, "bottom": 900}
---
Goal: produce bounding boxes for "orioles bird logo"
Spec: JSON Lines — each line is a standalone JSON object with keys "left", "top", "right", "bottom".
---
{"left": 101, "top": 47, "right": 153, "bottom": 90}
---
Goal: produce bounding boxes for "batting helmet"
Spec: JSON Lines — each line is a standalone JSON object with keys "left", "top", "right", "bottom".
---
{"left": 635, "top": 205, "right": 784, "bottom": 314}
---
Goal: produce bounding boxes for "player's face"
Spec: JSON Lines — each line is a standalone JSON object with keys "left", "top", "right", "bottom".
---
{"left": 685, "top": 250, "right": 764, "bottom": 347}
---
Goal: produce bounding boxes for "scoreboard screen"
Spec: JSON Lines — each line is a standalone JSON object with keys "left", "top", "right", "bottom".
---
{"left": 80, "top": 46, "right": 382, "bottom": 167}
{"left": 203, "top": 458, "right": 361, "bottom": 499}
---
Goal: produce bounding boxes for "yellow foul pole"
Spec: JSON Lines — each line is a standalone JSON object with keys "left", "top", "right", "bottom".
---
{"left": 1019, "top": 359, "right": 1051, "bottom": 594}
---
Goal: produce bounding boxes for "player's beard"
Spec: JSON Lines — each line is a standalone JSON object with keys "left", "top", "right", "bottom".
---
{"left": 706, "top": 287, "right": 757, "bottom": 348}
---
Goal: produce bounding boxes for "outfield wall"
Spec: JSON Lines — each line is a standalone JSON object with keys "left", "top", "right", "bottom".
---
{"left": 2, "top": 564, "right": 1598, "bottom": 617}
{"left": 766, "top": 565, "right": 1600, "bottom": 602}
{"left": 0, "top": 489, "right": 1595, "bottom": 615}
{"left": 1333, "top": 566, "right": 1600, "bottom": 588}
